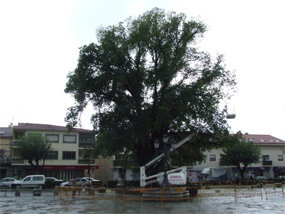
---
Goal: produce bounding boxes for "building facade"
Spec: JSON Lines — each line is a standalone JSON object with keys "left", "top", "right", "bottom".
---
{"left": 111, "top": 133, "right": 285, "bottom": 182}
{"left": 0, "top": 127, "right": 13, "bottom": 178}
{"left": 193, "top": 133, "right": 285, "bottom": 179}
{"left": 11, "top": 123, "right": 99, "bottom": 181}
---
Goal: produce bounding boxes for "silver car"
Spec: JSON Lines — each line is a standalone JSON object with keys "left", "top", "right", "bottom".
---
{"left": 12, "top": 175, "right": 45, "bottom": 188}
{"left": 0, "top": 177, "right": 19, "bottom": 188}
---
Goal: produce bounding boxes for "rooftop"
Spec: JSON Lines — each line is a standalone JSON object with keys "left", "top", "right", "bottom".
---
{"left": 13, "top": 123, "right": 93, "bottom": 133}
{"left": 243, "top": 133, "right": 285, "bottom": 145}
{"left": 0, "top": 127, "right": 13, "bottom": 138}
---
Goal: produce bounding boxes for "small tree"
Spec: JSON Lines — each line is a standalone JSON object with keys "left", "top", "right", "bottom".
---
{"left": 220, "top": 135, "right": 261, "bottom": 180}
{"left": 17, "top": 135, "right": 52, "bottom": 173}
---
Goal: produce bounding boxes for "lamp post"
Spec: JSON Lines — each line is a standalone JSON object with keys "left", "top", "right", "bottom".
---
{"left": 85, "top": 147, "right": 91, "bottom": 186}
{"left": 162, "top": 135, "right": 169, "bottom": 188}
{"left": 154, "top": 139, "right": 159, "bottom": 150}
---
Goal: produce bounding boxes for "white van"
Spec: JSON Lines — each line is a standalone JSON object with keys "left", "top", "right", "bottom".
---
{"left": 12, "top": 175, "right": 45, "bottom": 188}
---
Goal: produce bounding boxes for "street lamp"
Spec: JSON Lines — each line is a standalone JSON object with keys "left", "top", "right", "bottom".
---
{"left": 154, "top": 139, "right": 160, "bottom": 149}
{"left": 162, "top": 134, "right": 170, "bottom": 188}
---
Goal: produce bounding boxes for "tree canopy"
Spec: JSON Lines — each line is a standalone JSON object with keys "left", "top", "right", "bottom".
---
{"left": 220, "top": 134, "right": 261, "bottom": 179}
{"left": 65, "top": 8, "right": 236, "bottom": 167}
{"left": 17, "top": 135, "right": 52, "bottom": 171}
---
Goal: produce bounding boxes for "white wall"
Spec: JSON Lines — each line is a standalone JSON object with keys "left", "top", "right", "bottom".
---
{"left": 193, "top": 144, "right": 285, "bottom": 170}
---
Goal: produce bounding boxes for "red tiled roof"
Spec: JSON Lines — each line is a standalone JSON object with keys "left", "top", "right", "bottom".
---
{"left": 14, "top": 123, "right": 93, "bottom": 133}
{"left": 243, "top": 134, "right": 285, "bottom": 144}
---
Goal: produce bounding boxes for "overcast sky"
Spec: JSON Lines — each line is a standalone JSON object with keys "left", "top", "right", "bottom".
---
{"left": 1, "top": 0, "right": 285, "bottom": 139}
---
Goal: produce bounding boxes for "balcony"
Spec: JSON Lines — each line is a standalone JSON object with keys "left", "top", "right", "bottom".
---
{"left": 78, "top": 142, "right": 94, "bottom": 148}
{"left": 78, "top": 159, "right": 95, "bottom": 165}
{"left": 79, "top": 133, "right": 95, "bottom": 148}
{"left": 11, "top": 158, "right": 25, "bottom": 164}
{"left": 263, "top": 160, "right": 272, "bottom": 166}
{"left": 0, "top": 157, "right": 11, "bottom": 165}
{"left": 12, "top": 140, "right": 20, "bottom": 146}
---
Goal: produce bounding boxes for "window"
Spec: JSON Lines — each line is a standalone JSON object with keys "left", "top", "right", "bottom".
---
{"left": 0, "top": 149, "right": 5, "bottom": 158}
{"left": 45, "top": 134, "right": 59, "bottom": 143}
{"left": 63, "top": 135, "right": 77, "bottom": 143}
{"left": 13, "top": 148, "right": 21, "bottom": 157}
{"left": 46, "top": 151, "right": 58, "bottom": 160}
{"left": 262, "top": 155, "right": 270, "bottom": 161}
{"left": 278, "top": 155, "right": 284, "bottom": 161}
{"left": 62, "top": 151, "right": 76, "bottom": 160}
{"left": 33, "top": 176, "right": 44, "bottom": 181}
{"left": 23, "top": 177, "right": 31, "bottom": 182}
{"left": 209, "top": 154, "right": 216, "bottom": 161}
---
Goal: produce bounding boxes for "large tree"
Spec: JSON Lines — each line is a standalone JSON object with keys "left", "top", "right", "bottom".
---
{"left": 17, "top": 135, "right": 52, "bottom": 172}
{"left": 220, "top": 134, "right": 261, "bottom": 180}
{"left": 65, "top": 8, "right": 236, "bottom": 167}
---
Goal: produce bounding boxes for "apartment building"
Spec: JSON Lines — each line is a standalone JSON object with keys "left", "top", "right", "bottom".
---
{"left": 0, "top": 127, "right": 13, "bottom": 178}
{"left": 112, "top": 133, "right": 285, "bottom": 182}
{"left": 193, "top": 133, "right": 285, "bottom": 178}
{"left": 11, "top": 123, "right": 98, "bottom": 181}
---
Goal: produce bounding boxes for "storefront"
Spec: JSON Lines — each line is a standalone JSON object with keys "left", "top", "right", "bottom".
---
{"left": 43, "top": 165, "right": 99, "bottom": 181}
{"left": 273, "top": 166, "right": 285, "bottom": 177}
{"left": 231, "top": 166, "right": 272, "bottom": 179}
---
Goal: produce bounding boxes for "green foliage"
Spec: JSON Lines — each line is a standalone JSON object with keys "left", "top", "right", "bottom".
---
{"left": 17, "top": 135, "right": 52, "bottom": 170}
{"left": 65, "top": 8, "right": 236, "bottom": 166}
{"left": 220, "top": 134, "right": 261, "bottom": 179}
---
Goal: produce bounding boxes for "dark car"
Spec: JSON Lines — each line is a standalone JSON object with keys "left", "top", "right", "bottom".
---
{"left": 45, "top": 177, "right": 64, "bottom": 188}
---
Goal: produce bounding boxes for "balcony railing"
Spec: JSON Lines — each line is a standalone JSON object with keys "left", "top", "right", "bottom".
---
{"left": 0, "top": 157, "right": 11, "bottom": 165}
{"left": 12, "top": 140, "right": 20, "bottom": 146}
{"left": 11, "top": 158, "right": 25, "bottom": 164}
{"left": 78, "top": 159, "right": 95, "bottom": 164}
{"left": 263, "top": 160, "right": 272, "bottom": 166}
{"left": 78, "top": 142, "right": 94, "bottom": 148}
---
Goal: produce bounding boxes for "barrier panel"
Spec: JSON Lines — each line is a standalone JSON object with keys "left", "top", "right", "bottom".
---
{"left": 263, "top": 183, "right": 284, "bottom": 200}
{"left": 54, "top": 183, "right": 285, "bottom": 203}
{"left": 54, "top": 186, "right": 198, "bottom": 202}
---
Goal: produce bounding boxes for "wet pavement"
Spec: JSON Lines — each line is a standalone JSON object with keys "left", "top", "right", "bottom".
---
{"left": 0, "top": 188, "right": 285, "bottom": 213}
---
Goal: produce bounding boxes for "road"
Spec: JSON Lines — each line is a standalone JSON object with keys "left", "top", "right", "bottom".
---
{"left": 0, "top": 188, "right": 284, "bottom": 213}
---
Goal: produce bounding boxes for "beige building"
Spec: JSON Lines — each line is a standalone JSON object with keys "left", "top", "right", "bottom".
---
{"left": 0, "top": 127, "right": 13, "bottom": 178}
{"left": 193, "top": 133, "right": 285, "bottom": 178}
{"left": 11, "top": 123, "right": 100, "bottom": 181}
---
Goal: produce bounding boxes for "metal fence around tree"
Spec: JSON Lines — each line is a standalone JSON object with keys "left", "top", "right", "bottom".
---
{"left": 53, "top": 183, "right": 285, "bottom": 203}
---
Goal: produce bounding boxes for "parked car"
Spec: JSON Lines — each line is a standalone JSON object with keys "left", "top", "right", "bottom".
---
{"left": 74, "top": 177, "right": 92, "bottom": 186}
{"left": 12, "top": 175, "right": 45, "bottom": 189}
{"left": 256, "top": 176, "right": 267, "bottom": 181}
{"left": 60, "top": 179, "right": 75, "bottom": 187}
{"left": 245, "top": 173, "right": 256, "bottom": 180}
{"left": 60, "top": 177, "right": 101, "bottom": 187}
{"left": 278, "top": 175, "right": 285, "bottom": 180}
{"left": 81, "top": 177, "right": 101, "bottom": 186}
{"left": 0, "top": 177, "right": 19, "bottom": 188}
{"left": 45, "top": 177, "right": 64, "bottom": 188}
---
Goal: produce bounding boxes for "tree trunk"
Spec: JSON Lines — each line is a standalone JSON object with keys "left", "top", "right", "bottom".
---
{"left": 35, "top": 160, "right": 40, "bottom": 174}
{"left": 237, "top": 165, "right": 247, "bottom": 180}
{"left": 237, "top": 165, "right": 245, "bottom": 180}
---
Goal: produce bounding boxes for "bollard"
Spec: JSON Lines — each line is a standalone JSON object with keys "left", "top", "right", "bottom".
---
{"left": 33, "top": 188, "right": 42, "bottom": 196}
{"left": 15, "top": 186, "right": 21, "bottom": 197}
{"left": 234, "top": 185, "right": 237, "bottom": 202}
{"left": 72, "top": 187, "right": 76, "bottom": 199}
